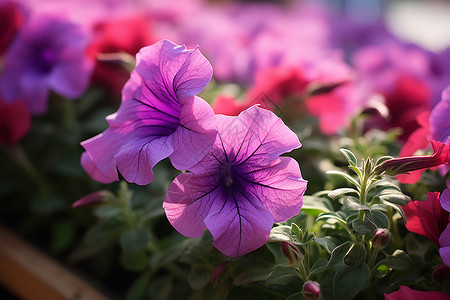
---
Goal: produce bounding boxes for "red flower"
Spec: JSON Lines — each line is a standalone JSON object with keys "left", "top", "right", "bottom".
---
{"left": 0, "top": 98, "right": 31, "bottom": 145}
{"left": 384, "top": 285, "right": 450, "bottom": 300}
{"left": 212, "top": 95, "right": 245, "bottom": 116}
{"left": 403, "top": 192, "right": 450, "bottom": 246}
{"left": 381, "top": 75, "right": 431, "bottom": 141}
{"left": 0, "top": 1, "right": 25, "bottom": 56}
{"left": 245, "top": 66, "right": 308, "bottom": 109}
{"left": 88, "top": 15, "right": 157, "bottom": 94}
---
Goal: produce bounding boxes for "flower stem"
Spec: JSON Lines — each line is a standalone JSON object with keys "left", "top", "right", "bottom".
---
{"left": 368, "top": 247, "right": 379, "bottom": 270}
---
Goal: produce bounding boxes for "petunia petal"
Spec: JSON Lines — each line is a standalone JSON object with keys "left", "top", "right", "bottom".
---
{"left": 247, "top": 157, "right": 307, "bottom": 222}
{"left": 170, "top": 96, "right": 217, "bottom": 170}
{"left": 114, "top": 132, "right": 173, "bottom": 185}
{"left": 204, "top": 189, "right": 274, "bottom": 257}
{"left": 81, "top": 129, "right": 120, "bottom": 184}
{"left": 441, "top": 188, "right": 450, "bottom": 213}
{"left": 214, "top": 105, "right": 301, "bottom": 167}
{"left": 133, "top": 40, "right": 213, "bottom": 103}
{"left": 164, "top": 172, "right": 220, "bottom": 238}
{"left": 439, "top": 246, "right": 450, "bottom": 268}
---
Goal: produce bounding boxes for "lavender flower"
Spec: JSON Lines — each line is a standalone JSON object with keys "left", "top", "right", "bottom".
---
{"left": 164, "top": 106, "right": 307, "bottom": 257}
{"left": 81, "top": 40, "right": 217, "bottom": 185}
{"left": 0, "top": 14, "right": 94, "bottom": 115}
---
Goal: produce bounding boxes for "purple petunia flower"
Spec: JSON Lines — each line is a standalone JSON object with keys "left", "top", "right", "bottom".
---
{"left": 81, "top": 40, "right": 217, "bottom": 185}
{"left": 164, "top": 106, "right": 307, "bottom": 257}
{"left": 439, "top": 223, "right": 450, "bottom": 267}
{"left": 0, "top": 13, "right": 94, "bottom": 115}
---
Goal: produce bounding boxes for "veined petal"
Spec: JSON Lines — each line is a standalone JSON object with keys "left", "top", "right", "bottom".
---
{"left": 215, "top": 105, "right": 301, "bottom": 167}
{"left": 81, "top": 152, "right": 118, "bottom": 184}
{"left": 204, "top": 189, "right": 274, "bottom": 257}
{"left": 81, "top": 40, "right": 214, "bottom": 185}
{"left": 81, "top": 128, "right": 121, "bottom": 183}
{"left": 114, "top": 132, "right": 173, "bottom": 185}
{"left": 164, "top": 173, "right": 220, "bottom": 238}
{"left": 246, "top": 157, "right": 307, "bottom": 222}
{"left": 170, "top": 96, "right": 217, "bottom": 170}
{"left": 133, "top": 40, "right": 213, "bottom": 104}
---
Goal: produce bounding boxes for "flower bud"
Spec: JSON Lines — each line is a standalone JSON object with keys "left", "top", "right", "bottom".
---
{"left": 374, "top": 140, "right": 450, "bottom": 176}
{"left": 281, "top": 241, "right": 303, "bottom": 266}
{"left": 211, "top": 262, "right": 228, "bottom": 286}
{"left": 72, "top": 190, "right": 112, "bottom": 208}
{"left": 303, "top": 280, "right": 320, "bottom": 300}
{"left": 371, "top": 228, "right": 391, "bottom": 250}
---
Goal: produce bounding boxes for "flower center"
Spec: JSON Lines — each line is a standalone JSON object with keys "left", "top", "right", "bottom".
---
{"left": 221, "top": 163, "right": 237, "bottom": 188}
{"left": 35, "top": 46, "right": 58, "bottom": 73}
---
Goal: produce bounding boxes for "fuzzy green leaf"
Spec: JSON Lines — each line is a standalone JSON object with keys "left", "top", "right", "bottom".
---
{"left": 340, "top": 148, "right": 358, "bottom": 166}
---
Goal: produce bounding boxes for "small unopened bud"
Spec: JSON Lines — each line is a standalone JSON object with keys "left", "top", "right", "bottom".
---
{"left": 72, "top": 190, "right": 112, "bottom": 208}
{"left": 281, "top": 242, "right": 303, "bottom": 266}
{"left": 211, "top": 262, "right": 228, "bottom": 286}
{"left": 374, "top": 140, "right": 450, "bottom": 176}
{"left": 371, "top": 228, "right": 391, "bottom": 250}
{"left": 303, "top": 280, "right": 320, "bottom": 300}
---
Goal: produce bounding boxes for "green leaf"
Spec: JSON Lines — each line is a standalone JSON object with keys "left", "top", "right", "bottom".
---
{"left": 327, "top": 170, "right": 360, "bottom": 188}
{"left": 309, "top": 258, "right": 328, "bottom": 276}
{"left": 377, "top": 194, "right": 410, "bottom": 206}
{"left": 381, "top": 250, "right": 414, "bottom": 270}
{"left": 268, "top": 225, "right": 298, "bottom": 244}
{"left": 340, "top": 148, "right": 358, "bottom": 166}
{"left": 333, "top": 264, "right": 370, "bottom": 300}
{"left": 368, "top": 180, "right": 400, "bottom": 192}
{"left": 202, "top": 279, "right": 230, "bottom": 300}
{"left": 301, "top": 196, "right": 333, "bottom": 217}
{"left": 380, "top": 201, "right": 407, "bottom": 224}
{"left": 127, "top": 270, "right": 152, "bottom": 300}
{"left": 316, "top": 212, "right": 347, "bottom": 224}
{"left": 343, "top": 243, "right": 366, "bottom": 268}
{"left": 367, "top": 210, "right": 390, "bottom": 229}
{"left": 328, "top": 241, "right": 353, "bottom": 270}
{"left": 189, "top": 265, "right": 211, "bottom": 289}
{"left": 343, "top": 196, "right": 369, "bottom": 211}
{"left": 352, "top": 219, "right": 375, "bottom": 235}
{"left": 314, "top": 236, "right": 341, "bottom": 253}
{"left": 266, "top": 266, "right": 301, "bottom": 285}
{"left": 375, "top": 156, "right": 394, "bottom": 165}
{"left": 94, "top": 206, "right": 121, "bottom": 220}
{"left": 328, "top": 188, "right": 359, "bottom": 200}
{"left": 232, "top": 257, "right": 274, "bottom": 285}
{"left": 120, "top": 252, "right": 148, "bottom": 272}
{"left": 291, "top": 223, "right": 302, "bottom": 239}
{"left": 285, "top": 292, "right": 306, "bottom": 300}
{"left": 120, "top": 228, "right": 151, "bottom": 253}
{"left": 373, "top": 264, "right": 390, "bottom": 278}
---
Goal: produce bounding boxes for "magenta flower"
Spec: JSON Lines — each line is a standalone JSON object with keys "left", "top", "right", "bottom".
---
{"left": 81, "top": 40, "right": 217, "bottom": 185}
{"left": 403, "top": 191, "right": 449, "bottom": 246}
{"left": 0, "top": 14, "right": 94, "bottom": 115}
{"left": 164, "top": 106, "right": 307, "bottom": 257}
{"left": 384, "top": 285, "right": 450, "bottom": 300}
